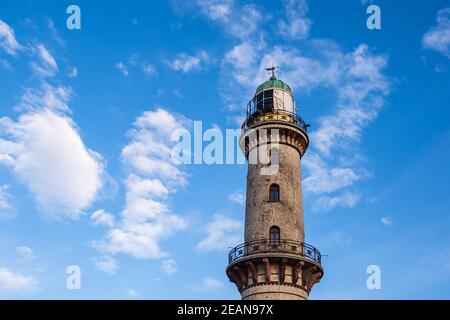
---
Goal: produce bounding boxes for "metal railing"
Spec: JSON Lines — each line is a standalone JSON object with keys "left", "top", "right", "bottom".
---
{"left": 228, "top": 239, "right": 322, "bottom": 265}
{"left": 243, "top": 95, "right": 309, "bottom": 132}
{"left": 241, "top": 109, "right": 309, "bottom": 132}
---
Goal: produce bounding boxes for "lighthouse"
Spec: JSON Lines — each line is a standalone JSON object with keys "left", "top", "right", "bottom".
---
{"left": 226, "top": 67, "right": 324, "bottom": 300}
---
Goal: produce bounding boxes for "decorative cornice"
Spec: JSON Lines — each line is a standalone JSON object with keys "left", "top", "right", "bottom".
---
{"left": 240, "top": 122, "right": 309, "bottom": 158}
{"left": 226, "top": 254, "right": 323, "bottom": 295}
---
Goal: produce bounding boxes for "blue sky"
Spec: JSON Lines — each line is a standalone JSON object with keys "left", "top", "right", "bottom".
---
{"left": 0, "top": 0, "right": 450, "bottom": 299}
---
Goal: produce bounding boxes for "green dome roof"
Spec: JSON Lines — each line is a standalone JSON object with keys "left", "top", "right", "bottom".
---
{"left": 256, "top": 76, "right": 291, "bottom": 94}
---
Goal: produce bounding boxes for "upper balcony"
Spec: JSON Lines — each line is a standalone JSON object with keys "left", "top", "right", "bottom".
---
{"left": 242, "top": 94, "right": 309, "bottom": 132}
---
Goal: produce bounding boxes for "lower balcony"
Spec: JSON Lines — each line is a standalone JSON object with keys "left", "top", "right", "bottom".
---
{"left": 228, "top": 239, "right": 322, "bottom": 266}
{"left": 226, "top": 239, "right": 324, "bottom": 298}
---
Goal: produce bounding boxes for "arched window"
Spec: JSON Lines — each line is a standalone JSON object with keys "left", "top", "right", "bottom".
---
{"left": 269, "top": 226, "right": 280, "bottom": 245}
{"left": 269, "top": 184, "right": 280, "bottom": 202}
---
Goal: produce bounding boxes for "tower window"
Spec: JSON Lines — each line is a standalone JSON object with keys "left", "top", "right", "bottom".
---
{"left": 269, "top": 226, "right": 280, "bottom": 244}
{"left": 269, "top": 184, "right": 280, "bottom": 202}
{"left": 263, "top": 90, "right": 273, "bottom": 109}
{"left": 256, "top": 92, "right": 264, "bottom": 110}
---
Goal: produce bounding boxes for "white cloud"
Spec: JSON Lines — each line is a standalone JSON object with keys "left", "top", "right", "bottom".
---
{"left": 128, "top": 54, "right": 157, "bottom": 76}
{"left": 226, "top": 5, "right": 262, "bottom": 40}
{"left": 68, "top": 67, "right": 78, "bottom": 78}
{"left": 196, "top": 214, "right": 241, "bottom": 252}
{"left": 0, "top": 185, "right": 12, "bottom": 210}
{"left": 161, "top": 259, "right": 177, "bottom": 276}
{"left": 197, "top": 0, "right": 232, "bottom": 21}
{"left": 91, "top": 209, "right": 115, "bottom": 227}
{"left": 31, "top": 44, "right": 58, "bottom": 77}
{"left": 116, "top": 61, "right": 129, "bottom": 76}
{"left": 0, "top": 185, "right": 15, "bottom": 219}
{"left": 196, "top": 1, "right": 262, "bottom": 40}
{"left": 278, "top": 0, "right": 312, "bottom": 40}
{"left": 303, "top": 154, "right": 361, "bottom": 194}
{"left": 329, "top": 230, "right": 352, "bottom": 247}
{"left": 0, "top": 59, "right": 12, "bottom": 70}
{"left": 47, "top": 19, "right": 65, "bottom": 47}
{"left": 192, "top": 276, "right": 225, "bottom": 292}
{"left": 93, "top": 255, "right": 118, "bottom": 274}
{"left": 381, "top": 216, "right": 393, "bottom": 226}
{"left": 204, "top": 277, "right": 224, "bottom": 289}
{"left": 223, "top": 41, "right": 264, "bottom": 88}
{"left": 15, "top": 83, "right": 72, "bottom": 113}
{"left": 423, "top": 8, "right": 450, "bottom": 58}
{"left": 0, "top": 267, "right": 38, "bottom": 292}
{"left": 311, "top": 44, "right": 389, "bottom": 156}
{"left": 16, "top": 246, "right": 34, "bottom": 260}
{"left": 127, "top": 288, "right": 140, "bottom": 298}
{"left": 228, "top": 191, "right": 244, "bottom": 205}
{"left": 92, "top": 109, "right": 190, "bottom": 259}
{"left": 0, "top": 84, "right": 104, "bottom": 219}
{"left": 167, "top": 51, "right": 210, "bottom": 73}
{"left": 142, "top": 63, "right": 157, "bottom": 76}
{"left": 0, "top": 19, "right": 21, "bottom": 55}
{"left": 313, "top": 192, "right": 360, "bottom": 212}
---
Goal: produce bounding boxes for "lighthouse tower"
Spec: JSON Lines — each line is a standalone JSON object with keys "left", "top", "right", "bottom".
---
{"left": 226, "top": 68, "right": 324, "bottom": 300}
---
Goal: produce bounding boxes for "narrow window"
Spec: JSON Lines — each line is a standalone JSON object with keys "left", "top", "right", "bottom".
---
{"left": 269, "top": 226, "right": 280, "bottom": 245}
{"left": 263, "top": 90, "right": 273, "bottom": 110}
{"left": 256, "top": 92, "right": 264, "bottom": 110}
{"left": 269, "top": 184, "right": 280, "bottom": 202}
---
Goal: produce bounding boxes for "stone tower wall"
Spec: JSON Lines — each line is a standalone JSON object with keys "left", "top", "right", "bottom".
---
{"left": 244, "top": 142, "right": 305, "bottom": 243}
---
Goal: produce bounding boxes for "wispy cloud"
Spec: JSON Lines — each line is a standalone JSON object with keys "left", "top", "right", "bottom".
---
{"left": 127, "top": 288, "right": 140, "bottom": 299}
{"left": 0, "top": 185, "right": 12, "bottom": 210}
{"left": 68, "top": 67, "right": 78, "bottom": 78}
{"left": 142, "top": 63, "right": 157, "bottom": 76}
{"left": 31, "top": 44, "right": 58, "bottom": 77}
{"left": 91, "top": 209, "right": 115, "bottom": 228}
{"left": 423, "top": 8, "right": 450, "bottom": 58}
{"left": 303, "top": 154, "right": 362, "bottom": 194}
{"left": 329, "top": 230, "right": 352, "bottom": 247}
{"left": 47, "top": 19, "right": 65, "bottom": 47}
{"left": 192, "top": 277, "right": 225, "bottom": 292}
{"left": 161, "top": 259, "right": 177, "bottom": 276}
{"left": 16, "top": 246, "right": 35, "bottom": 260}
{"left": 116, "top": 61, "right": 129, "bottom": 77}
{"left": 197, "top": 0, "right": 232, "bottom": 21}
{"left": 278, "top": 0, "right": 311, "bottom": 40}
{"left": 313, "top": 192, "right": 360, "bottom": 212}
{"left": 196, "top": 214, "right": 241, "bottom": 252}
{"left": 204, "top": 277, "right": 224, "bottom": 289}
{"left": 117, "top": 55, "right": 158, "bottom": 77}
{"left": 0, "top": 19, "right": 21, "bottom": 55}
{"left": 0, "top": 59, "right": 12, "bottom": 70}
{"left": 381, "top": 216, "right": 393, "bottom": 226}
{"left": 129, "top": 54, "right": 157, "bottom": 76}
{"left": 14, "top": 83, "right": 72, "bottom": 113}
{"left": 0, "top": 267, "right": 38, "bottom": 293}
{"left": 228, "top": 191, "right": 244, "bottom": 205}
{"left": 93, "top": 255, "right": 119, "bottom": 274}
{"left": 166, "top": 51, "right": 210, "bottom": 73}
{"left": 196, "top": 1, "right": 262, "bottom": 40}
